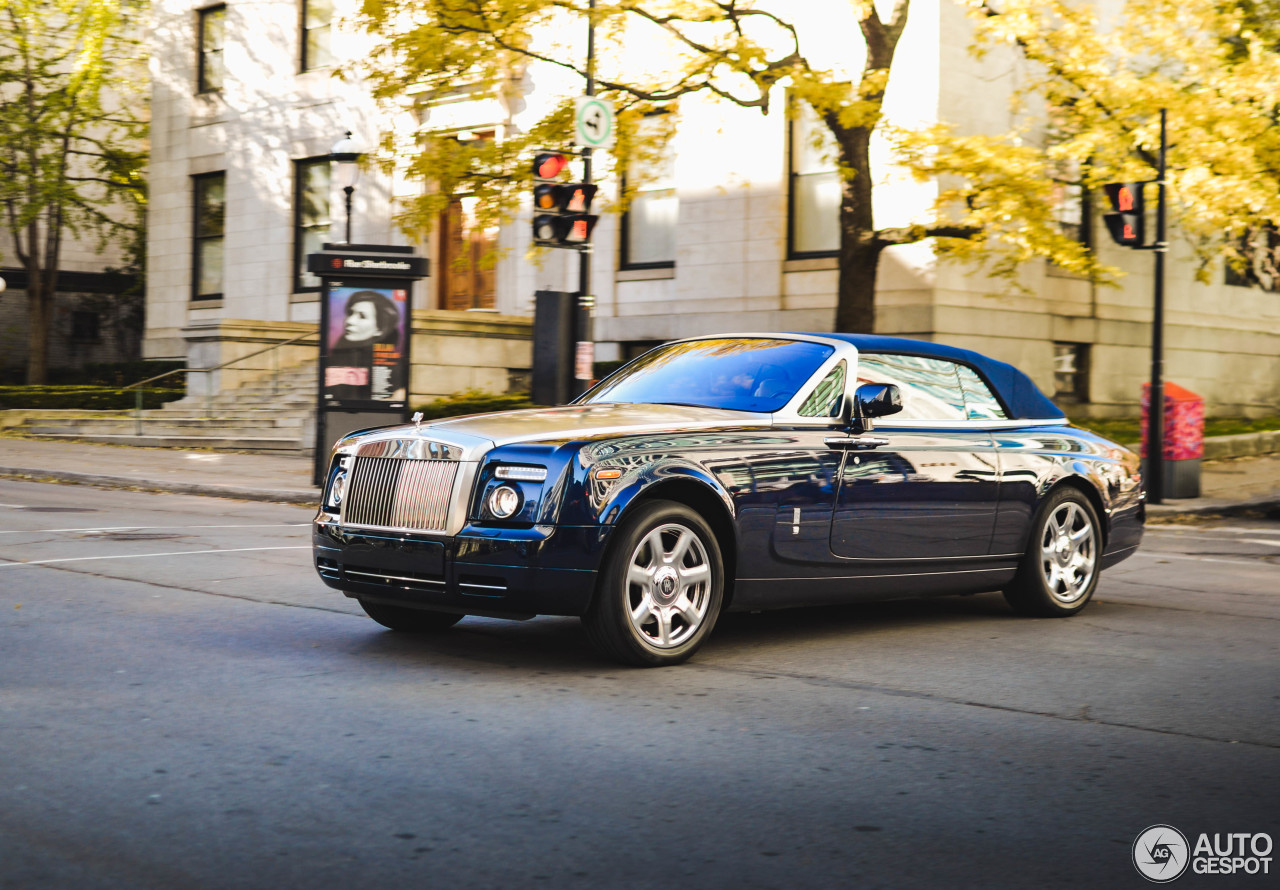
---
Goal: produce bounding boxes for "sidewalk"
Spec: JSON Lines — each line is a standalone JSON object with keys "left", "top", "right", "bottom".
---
{"left": 1, "top": 436, "right": 1278, "bottom": 518}
{"left": 0, "top": 437, "right": 319, "bottom": 505}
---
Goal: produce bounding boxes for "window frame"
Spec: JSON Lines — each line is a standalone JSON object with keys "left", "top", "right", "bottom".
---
{"left": 786, "top": 98, "right": 840, "bottom": 260}
{"left": 196, "top": 5, "right": 227, "bottom": 95}
{"left": 1052, "top": 342, "right": 1090, "bottom": 403}
{"left": 292, "top": 157, "right": 331, "bottom": 293}
{"left": 192, "top": 171, "right": 226, "bottom": 302}
{"left": 299, "top": 0, "right": 333, "bottom": 73}
{"left": 619, "top": 114, "right": 677, "bottom": 271}
{"left": 619, "top": 173, "right": 678, "bottom": 271}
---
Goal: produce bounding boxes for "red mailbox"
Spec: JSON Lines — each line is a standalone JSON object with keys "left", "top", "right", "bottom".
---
{"left": 1140, "top": 381, "right": 1203, "bottom": 498}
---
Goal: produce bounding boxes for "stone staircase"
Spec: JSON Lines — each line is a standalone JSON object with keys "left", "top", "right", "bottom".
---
{"left": 9, "top": 362, "right": 318, "bottom": 454}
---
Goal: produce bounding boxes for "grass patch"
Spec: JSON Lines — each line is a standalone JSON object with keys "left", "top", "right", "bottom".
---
{"left": 1071, "top": 416, "right": 1280, "bottom": 445}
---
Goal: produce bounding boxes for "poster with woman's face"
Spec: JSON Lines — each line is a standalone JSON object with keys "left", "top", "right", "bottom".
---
{"left": 323, "top": 284, "right": 409, "bottom": 406}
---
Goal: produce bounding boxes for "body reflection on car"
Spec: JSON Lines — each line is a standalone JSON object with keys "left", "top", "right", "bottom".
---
{"left": 313, "top": 333, "right": 1144, "bottom": 667}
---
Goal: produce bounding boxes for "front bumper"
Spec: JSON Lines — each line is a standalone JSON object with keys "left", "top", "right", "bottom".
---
{"left": 312, "top": 516, "right": 608, "bottom": 618}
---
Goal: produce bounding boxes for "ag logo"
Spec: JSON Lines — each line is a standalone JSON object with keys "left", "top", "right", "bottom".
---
{"left": 1134, "top": 825, "right": 1191, "bottom": 882}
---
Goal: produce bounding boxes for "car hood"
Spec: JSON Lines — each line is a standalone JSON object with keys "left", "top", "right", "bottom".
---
{"left": 428, "top": 402, "right": 767, "bottom": 448}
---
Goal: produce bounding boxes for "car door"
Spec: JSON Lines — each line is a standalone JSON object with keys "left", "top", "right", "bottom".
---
{"left": 829, "top": 353, "right": 1002, "bottom": 562}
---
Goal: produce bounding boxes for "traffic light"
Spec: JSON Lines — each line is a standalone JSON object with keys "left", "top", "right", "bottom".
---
{"left": 533, "top": 152, "right": 569, "bottom": 180}
{"left": 1102, "top": 182, "right": 1145, "bottom": 247}
{"left": 532, "top": 152, "right": 598, "bottom": 248}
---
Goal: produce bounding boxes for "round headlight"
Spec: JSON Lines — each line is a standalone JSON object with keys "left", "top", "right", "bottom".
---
{"left": 487, "top": 484, "right": 521, "bottom": 519}
{"left": 331, "top": 470, "right": 347, "bottom": 505}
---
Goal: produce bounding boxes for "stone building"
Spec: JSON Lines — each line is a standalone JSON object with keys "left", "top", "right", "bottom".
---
{"left": 144, "top": 0, "right": 1279, "bottom": 416}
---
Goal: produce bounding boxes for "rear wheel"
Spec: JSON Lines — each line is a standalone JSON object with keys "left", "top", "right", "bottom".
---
{"left": 358, "top": 598, "right": 463, "bottom": 632}
{"left": 583, "top": 499, "right": 724, "bottom": 667}
{"left": 1004, "top": 487, "right": 1101, "bottom": 617}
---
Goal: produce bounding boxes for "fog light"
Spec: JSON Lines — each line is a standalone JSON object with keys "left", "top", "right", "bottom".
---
{"left": 487, "top": 485, "right": 521, "bottom": 519}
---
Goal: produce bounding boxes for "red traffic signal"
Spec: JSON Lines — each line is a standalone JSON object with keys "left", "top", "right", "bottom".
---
{"left": 533, "top": 152, "right": 570, "bottom": 180}
{"left": 1102, "top": 182, "right": 1145, "bottom": 247}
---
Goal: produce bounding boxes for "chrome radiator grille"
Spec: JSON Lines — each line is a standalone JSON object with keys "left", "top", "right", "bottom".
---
{"left": 340, "top": 457, "right": 459, "bottom": 533}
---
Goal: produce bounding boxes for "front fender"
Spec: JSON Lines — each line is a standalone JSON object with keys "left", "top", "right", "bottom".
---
{"left": 591, "top": 459, "right": 736, "bottom": 528}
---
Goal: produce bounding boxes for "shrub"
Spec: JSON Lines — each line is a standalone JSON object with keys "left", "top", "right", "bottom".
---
{"left": 0, "top": 360, "right": 185, "bottom": 387}
{"left": 0, "top": 386, "right": 185, "bottom": 410}
{"left": 411, "top": 390, "right": 537, "bottom": 420}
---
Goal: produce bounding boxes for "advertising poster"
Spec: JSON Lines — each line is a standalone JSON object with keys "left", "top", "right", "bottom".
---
{"left": 322, "top": 282, "right": 410, "bottom": 408}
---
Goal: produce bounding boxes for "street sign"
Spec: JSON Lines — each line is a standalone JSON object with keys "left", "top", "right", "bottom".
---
{"left": 575, "top": 96, "right": 615, "bottom": 150}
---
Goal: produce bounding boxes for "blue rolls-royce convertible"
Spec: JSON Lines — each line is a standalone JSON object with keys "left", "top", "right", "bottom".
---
{"left": 313, "top": 333, "right": 1145, "bottom": 666}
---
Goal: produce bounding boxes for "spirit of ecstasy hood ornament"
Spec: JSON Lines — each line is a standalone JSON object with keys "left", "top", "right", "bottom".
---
{"left": 412, "top": 411, "right": 423, "bottom": 432}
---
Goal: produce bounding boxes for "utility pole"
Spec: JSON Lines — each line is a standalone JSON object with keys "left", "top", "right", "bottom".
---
{"left": 1149, "top": 109, "right": 1168, "bottom": 505}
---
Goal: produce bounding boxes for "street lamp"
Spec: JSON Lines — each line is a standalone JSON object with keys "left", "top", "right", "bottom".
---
{"left": 331, "top": 130, "right": 360, "bottom": 244}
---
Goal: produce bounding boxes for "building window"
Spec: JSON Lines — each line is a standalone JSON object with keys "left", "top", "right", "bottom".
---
{"left": 788, "top": 99, "right": 840, "bottom": 257}
{"left": 197, "top": 5, "right": 227, "bottom": 94}
{"left": 1053, "top": 343, "right": 1089, "bottom": 402}
{"left": 1051, "top": 178, "right": 1091, "bottom": 247}
{"left": 70, "top": 310, "right": 101, "bottom": 342}
{"left": 300, "top": 0, "right": 333, "bottom": 71}
{"left": 1224, "top": 227, "right": 1279, "bottom": 292}
{"left": 193, "top": 172, "right": 226, "bottom": 301}
{"left": 621, "top": 132, "right": 676, "bottom": 268}
{"left": 294, "top": 158, "right": 331, "bottom": 291}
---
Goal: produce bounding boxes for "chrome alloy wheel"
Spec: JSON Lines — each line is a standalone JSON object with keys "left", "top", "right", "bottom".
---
{"left": 1038, "top": 501, "right": 1097, "bottom": 604}
{"left": 625, "top": 523, "right": 713, "bottom": 649}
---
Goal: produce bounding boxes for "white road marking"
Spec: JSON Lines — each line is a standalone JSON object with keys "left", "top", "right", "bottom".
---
{"left": 1149, "top": 526, "right": 1280, "bottom": 537}
{"left": 1131, "top": 552, "right": 1278, "bottom": 569}
{"left": 0, "top": 545, "right": 311, "bottom": 568}
{"left": 0, "top": 503, "right": 28, "bottom": 508}
{"left": 0, "top": 523, "right": 310, "bottom": 536}
{"left": 1240, "top": 539, "right": 1280, "bottom": 548}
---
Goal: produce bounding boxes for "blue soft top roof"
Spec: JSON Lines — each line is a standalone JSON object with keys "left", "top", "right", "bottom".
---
{"left": 797, "top": 333, "right": 1064, "bottom": 421}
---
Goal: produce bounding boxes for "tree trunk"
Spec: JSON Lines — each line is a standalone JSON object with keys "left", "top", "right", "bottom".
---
{"left": 835, "top": 239, "right": 883, "bottom": 334}
{"left": 832, "top": 124, "right": 881, "bottom": 334}
{"left": 25, "top": 275, "right": 50, "bottom": 385}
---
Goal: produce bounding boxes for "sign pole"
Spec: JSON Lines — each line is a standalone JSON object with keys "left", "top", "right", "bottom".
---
{"left": 571, "top": 0, "right": 597, "bottom": 398}
{"left": 1149, "top": 110, "right": 1167, "bottom": 505}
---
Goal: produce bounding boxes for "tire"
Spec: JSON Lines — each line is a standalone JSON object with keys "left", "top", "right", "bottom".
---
{"left": 358, "top": 598, "right": 464, "bottom": 632}
{"left": 1004, "top": 487, "right": 1102, "bottom": 617}
{"left": 582, "top": 499, "right": 725, "bottom": 667}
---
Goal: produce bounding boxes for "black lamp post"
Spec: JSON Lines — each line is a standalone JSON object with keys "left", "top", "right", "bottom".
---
{"left": 331, "top": 130, "right": 360, "bottom": 243}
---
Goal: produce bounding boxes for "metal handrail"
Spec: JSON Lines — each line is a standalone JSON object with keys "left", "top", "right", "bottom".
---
{"left": 124, "top": 330, "right": 319, "bottom": 434}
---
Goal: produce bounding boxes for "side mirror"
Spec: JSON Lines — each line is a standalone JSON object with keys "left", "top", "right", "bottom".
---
{"left": 852, "top": 383, "right": 903, "bottom": 432}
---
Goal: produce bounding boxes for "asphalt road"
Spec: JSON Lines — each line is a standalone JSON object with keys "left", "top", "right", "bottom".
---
{"left": 1, "top": 478, "right": 1277, "bottom": 889}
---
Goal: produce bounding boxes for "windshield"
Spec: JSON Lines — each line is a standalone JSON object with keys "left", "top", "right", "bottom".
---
{"left": 581, "top": 338, "right": 835, "bottom": 413}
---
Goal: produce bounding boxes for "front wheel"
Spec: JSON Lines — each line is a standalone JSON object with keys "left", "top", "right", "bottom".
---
{"left": 583, "top": 500, "right": 724, "bottom": 667}
{"left": 1004, "top": 488, "right": 1102, "bottom": 617}
{"left": 358, "top": 598, "right": 464, "bottom": 632}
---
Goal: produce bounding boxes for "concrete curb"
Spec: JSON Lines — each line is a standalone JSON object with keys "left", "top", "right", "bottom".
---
{"left": 1202, "top": 431, "right": 1280, "bottom": 460}
{"left": 1146, "top": 494, "right": 1280, "bottom": 520}
{"left": 0, "top": 467, "right": 319, "bottom": 507}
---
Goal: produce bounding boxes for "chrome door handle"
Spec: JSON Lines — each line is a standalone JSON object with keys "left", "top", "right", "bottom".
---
{"left": 825, "top": 437, "right": 891, "bottom": 450}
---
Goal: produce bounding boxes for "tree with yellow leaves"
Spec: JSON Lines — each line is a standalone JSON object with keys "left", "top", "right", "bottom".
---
{"left": 0, "top": 0, "right": 148, "bottom": 383}
{"left": 913, "top": 0, "right": 1280, "bottom": 289}
{"left": 356, "top": 0, "right": 1280, "bottom": 332}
